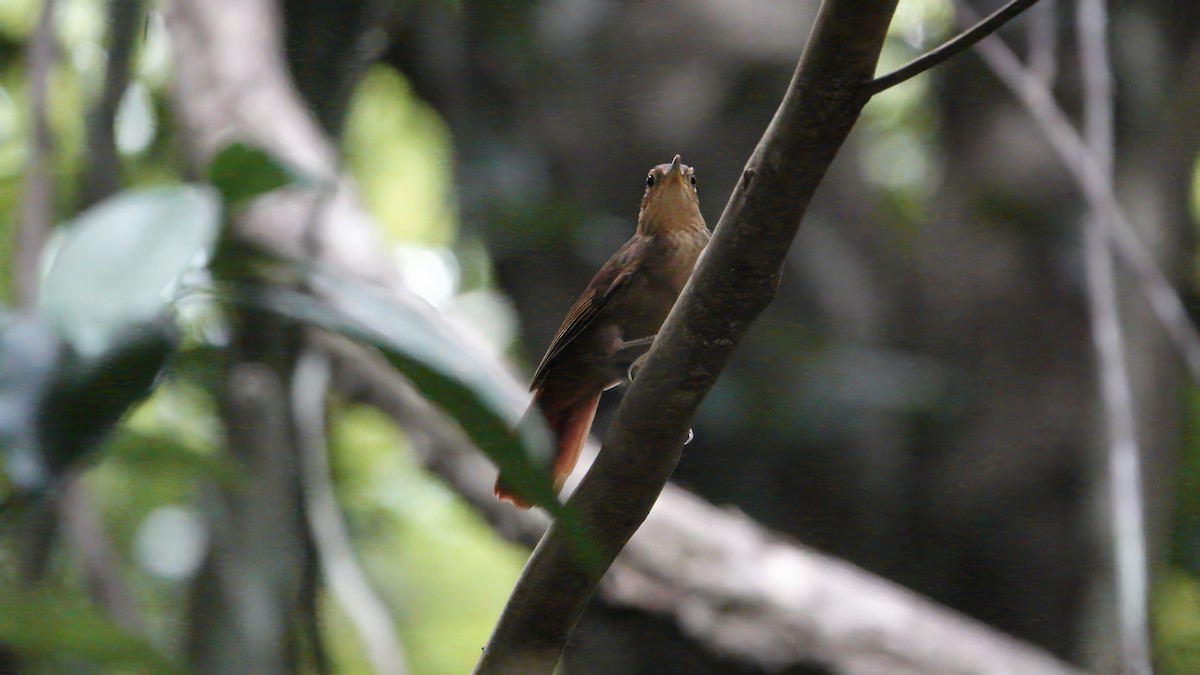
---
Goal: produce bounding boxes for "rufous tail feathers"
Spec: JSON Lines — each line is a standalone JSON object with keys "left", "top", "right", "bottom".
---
{"left": 494, "top": 390, "right": 602, "bottom": 510}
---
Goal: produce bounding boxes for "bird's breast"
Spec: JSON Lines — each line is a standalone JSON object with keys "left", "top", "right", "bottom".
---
{"left": 612, "top": 228, "right": 709, "bottom": 339}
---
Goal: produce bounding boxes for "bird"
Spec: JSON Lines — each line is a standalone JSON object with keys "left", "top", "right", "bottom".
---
{"left": 495, "top": 155, "right": 711, "bottom": 508}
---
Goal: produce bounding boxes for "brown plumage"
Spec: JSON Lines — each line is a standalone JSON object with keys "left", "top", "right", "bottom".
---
{"left": 496, "top": 155, "right": 711, "bottom": 508}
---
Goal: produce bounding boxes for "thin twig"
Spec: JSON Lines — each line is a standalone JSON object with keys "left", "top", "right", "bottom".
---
{"left": 80, "top": 0, "right": 144, "bottom": 209}
{"left": 17, "top": 0, "right": 58, "bottom": 307}
{"left": 1075, "top": 0, "right": 1152, "bottom": 670}
{"left": 866, "top": 0, "right": 1043, "bottom": 96}
{"left": 293, "top": 347, "right": 408, "bottom": 675}
{"left": 475, "top": 0, "right": 901, "bottom": 671}
{"left": 962, "top": 8, "right": 1200, "bottom": 381}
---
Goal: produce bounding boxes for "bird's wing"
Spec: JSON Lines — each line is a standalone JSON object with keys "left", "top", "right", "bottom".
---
{"left": 529, "top": 236, "right": 642, "bottom": 391}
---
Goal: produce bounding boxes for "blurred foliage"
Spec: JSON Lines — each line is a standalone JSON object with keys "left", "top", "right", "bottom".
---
{"left": 1160, "top": 388, "right": 1200, "bottom": 673}
{"left": 344, "top": 65, "right": 458, "bottom": 247}
{"left": 38, "top": 185, "right": 219, "bottom": 353}
{"left": 255, "top": 272, "right": 557, "bottom": 509}
{"left": 0, "top": 2, "right": 530, "bottom": 672}
{"left": 327, "top": 407, "right": 526, "bottom": 674}
{"left": 207, "top": 142, "right": 305, "bottom": 209}
{"left": 0, "top": 587, "right": 182, "bottom": 673}
{"left": 1155, "top": 570, "right": 1200, "bottom": 673}
{"left": 857, "top": 0, "right": 948, "bottom": 225}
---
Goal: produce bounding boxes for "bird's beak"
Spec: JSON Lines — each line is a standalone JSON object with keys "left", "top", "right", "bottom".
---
{"left": 669, "top": 155, "right": 682, "bottom": 176}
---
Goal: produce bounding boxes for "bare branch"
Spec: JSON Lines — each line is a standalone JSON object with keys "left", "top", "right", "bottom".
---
{"left": 190, "top": 364, "right": 304, "bottom": 673}
{"left": 1027, "top": 0, "right": 1058, "bottom": 85}
{"left": 866, "top": 0, "right": 1043, "bottom": 96}
{"left": 80, "top": 0, "right": 144, "bottom": 209}
{"left": 961, "top": 8, "right": 1200, "bottom": 381}
{"left": 17, "top": 0, "right": 58, "bottom": 308}
{"left": 1075, "top": 0, "right": 1152, "bottom": 670}
{"left": 475, "top": 1, "right": 913, "bottom": 670}
{"left": 294, "top": 348, "right": 408, "bottom": 675}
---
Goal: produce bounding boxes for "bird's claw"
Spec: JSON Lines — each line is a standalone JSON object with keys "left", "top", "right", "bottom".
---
{"left": 628, "top": 353, "right": 648, "bottom": 382}
{"left": 608, "top": 335, "right": 657, "bottom": 384}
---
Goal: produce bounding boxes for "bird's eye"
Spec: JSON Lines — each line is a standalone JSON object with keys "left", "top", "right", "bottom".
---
{"left": 690, "top": 174, "right": 697, "bottom": 187}
{"left": 646, "top": 174, "right": 656, "bottom": 187}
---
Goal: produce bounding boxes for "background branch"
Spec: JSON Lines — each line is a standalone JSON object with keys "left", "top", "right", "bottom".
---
{"left": 961, "top": 6, "right": 1200, "bottom": 381}
{"left": 1027, "top": 0, "right": 1058, "bottom": 84}
{"left": 58, "top": 471, "right": 142, "bottom": 633}
{"left": 16, "top": 0, "right": 57, "bottom": 308}
{"left": 80, "top": 0, "right": 143, "bottom": 209}
{"left": 1075, "top": 0, "right": 1151, "bottom": 670}
{"left": 294, "top": 347, "right": 408, "bottom": 675}
{"left": 189, "top": 363, "right": 303, "bottom": 673}
{"left": 166, "top": 1, "right": 380, "bottom": 667}
{"left": 867, "top": 0, "right": 1042, "bottom": 95}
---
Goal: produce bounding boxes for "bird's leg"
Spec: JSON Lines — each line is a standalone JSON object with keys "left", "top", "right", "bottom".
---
{"left": 605, "top": 335, "right": 695, "bottom": 445}
{"left": 606, "top": 335, "right": 657, "bottom": 383}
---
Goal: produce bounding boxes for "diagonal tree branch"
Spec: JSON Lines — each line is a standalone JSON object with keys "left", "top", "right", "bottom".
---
{"left": 474, "top": 0, "right": 902, "bottom": 671}
{"left": 866, "top": 0, "right": 1043, "bottom": 96}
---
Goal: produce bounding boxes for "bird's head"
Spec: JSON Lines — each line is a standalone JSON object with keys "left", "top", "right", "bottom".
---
{"left": 637, "top": 155, "right": 704, "bottom": 235}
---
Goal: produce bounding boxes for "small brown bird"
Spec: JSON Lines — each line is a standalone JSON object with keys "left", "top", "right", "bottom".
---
{"left": 496, "top": 155, "right": 710, "bottom": 508}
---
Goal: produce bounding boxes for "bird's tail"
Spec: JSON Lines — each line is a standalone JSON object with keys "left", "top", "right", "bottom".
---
{"left": 494, "top": 390, "right": 602, "bottom": 510}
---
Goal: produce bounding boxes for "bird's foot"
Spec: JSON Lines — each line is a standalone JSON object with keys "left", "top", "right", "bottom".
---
{"left": 607, "top": 335, "right": 657, "bottom": 383}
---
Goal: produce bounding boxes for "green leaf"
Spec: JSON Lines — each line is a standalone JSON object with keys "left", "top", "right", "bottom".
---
{"left": 0, "top": 315, "right": 176, "bottom": 493}
{"left": 208, "top": 141, "right": 304, "bottom": 207}
{"left": 248, "top": 272, "right": 560, "bottom": 510}
{"left": 38, "top": 185, "right": 221, "bottom": 356}
{"left": 0, "top": 588, "right": 182, "bottom": 673}
{"left": 35, "top": 323, "right": 177, "bottom": 486}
